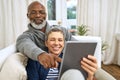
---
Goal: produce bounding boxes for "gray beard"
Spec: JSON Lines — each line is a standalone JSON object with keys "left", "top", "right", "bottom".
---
{"left": 31, "top": 20, "right": 46, "bottom": 29}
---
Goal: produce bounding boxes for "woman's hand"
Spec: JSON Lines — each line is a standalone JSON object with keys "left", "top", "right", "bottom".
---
{"left": 80, "top": 55, "right": 98, "bottom": 80}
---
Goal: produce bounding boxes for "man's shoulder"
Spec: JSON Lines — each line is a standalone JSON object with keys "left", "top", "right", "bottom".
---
{"left": 17, "top": 30, "right": 34, "bottom": 40}
{"left": 52, "top": 25, "right": 67, "bottom": 32}
{"left": 59, "top": 26, "right": 69, "bottom": 33}
{"left": 60, "top": 26, "right": 67, "bottom": 30}
{"left": 21, "top": 30, "right": 33, "bottom": 36}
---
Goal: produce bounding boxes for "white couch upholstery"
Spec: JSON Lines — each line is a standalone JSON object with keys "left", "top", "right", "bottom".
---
{"left": 0, "top": 43, "right": 16, "bottom": 70}
{"left": 0, "top": 44, "right": 28, "bottom": 80}
{"left": 0, "top": 36, "right": 101, "bottom": 80}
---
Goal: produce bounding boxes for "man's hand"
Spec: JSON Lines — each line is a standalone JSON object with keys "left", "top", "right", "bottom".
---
{"left": 37, "top": 52, "right": 62, "bottom": 69}
{"left": 80, "top": 55, "right": 98, "bottom": 80}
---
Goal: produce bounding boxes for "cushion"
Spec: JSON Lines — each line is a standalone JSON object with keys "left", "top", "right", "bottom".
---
{"left": 0, "top": 52, "right": 28, "bottom": 80}
{"left": 60, "top": 69, "right": 85, "bottom": 80}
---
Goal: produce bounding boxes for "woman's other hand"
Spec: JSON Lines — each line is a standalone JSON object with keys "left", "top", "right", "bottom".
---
{"left": 81, "top": 55, "right": 98, "bottom": 80}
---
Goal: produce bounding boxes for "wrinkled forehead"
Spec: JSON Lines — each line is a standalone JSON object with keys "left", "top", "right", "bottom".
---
{"left": 27, "top": 2, "right": 45, "bottom": 12}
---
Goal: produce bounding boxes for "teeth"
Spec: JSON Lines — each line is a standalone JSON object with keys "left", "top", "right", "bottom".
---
{"left": 53, "top": 47, "right": 59, "bottom": 50}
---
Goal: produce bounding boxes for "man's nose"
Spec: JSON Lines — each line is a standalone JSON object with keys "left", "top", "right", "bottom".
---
{"left": 36, "top": 12, "right": 41, "bottom": 17}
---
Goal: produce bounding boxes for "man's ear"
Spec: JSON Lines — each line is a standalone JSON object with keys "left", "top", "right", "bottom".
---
{"left": 27, "top": 13, "right": 29, "bottom": 18}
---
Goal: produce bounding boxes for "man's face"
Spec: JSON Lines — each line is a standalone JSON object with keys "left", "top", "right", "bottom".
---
{"left": 27, "top": 3, "right": 46, "bottom": 25}
{"left": 45, "top": 32, "right": 65, "bottom": 56}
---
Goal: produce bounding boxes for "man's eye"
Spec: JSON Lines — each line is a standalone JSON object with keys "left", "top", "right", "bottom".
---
{"left": 39, "top": 11, "right": 46, "bottom": 14}
{"left": 30, "top": 11, "right": 36, "bottom": 14}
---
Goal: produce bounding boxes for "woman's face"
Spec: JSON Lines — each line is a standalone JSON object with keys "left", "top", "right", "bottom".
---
{"left": 45, "top": 32, "right": 64, "bottom": 56}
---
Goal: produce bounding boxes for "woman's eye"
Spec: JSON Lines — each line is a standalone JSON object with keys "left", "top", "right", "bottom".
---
{"left": 59, "top": 39, "right": 63, "bottom": 42}
{"left": 50, "top": 39, "right": 55, "bottom": 41}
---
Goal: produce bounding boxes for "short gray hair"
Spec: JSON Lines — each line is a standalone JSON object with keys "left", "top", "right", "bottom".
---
{"left": 45, "top": 26, "right": 64, "bottom": 41}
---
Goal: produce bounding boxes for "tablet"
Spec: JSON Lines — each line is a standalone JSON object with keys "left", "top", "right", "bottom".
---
{"left": 58, "top": 41, "right": 97, "bottom": 80}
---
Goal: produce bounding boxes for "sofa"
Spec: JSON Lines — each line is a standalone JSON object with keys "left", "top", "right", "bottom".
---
{"left": 0, "top": 43, "right": 28, "bottom": 80}
{"left": 0, "top": 36, "right": 102, "bottom": 80}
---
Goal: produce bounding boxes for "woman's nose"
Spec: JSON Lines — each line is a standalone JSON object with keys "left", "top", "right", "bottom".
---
{"left": 55, "top": 40, "right": 59, "bottom": 45}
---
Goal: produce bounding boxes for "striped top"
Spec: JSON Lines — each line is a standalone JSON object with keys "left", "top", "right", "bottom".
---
{"left": 46, "top": 68, "right": 59, "bottom": 80}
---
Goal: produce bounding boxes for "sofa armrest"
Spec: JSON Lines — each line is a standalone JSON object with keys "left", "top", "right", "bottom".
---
{"left": 0, "top": 43, "right": 16, "bottom": 70}
{"left": 95, "top": 68, "right": 116, "bottom": 80}
{"left": 0, "top": 53, "right": 28, "bottom": 80}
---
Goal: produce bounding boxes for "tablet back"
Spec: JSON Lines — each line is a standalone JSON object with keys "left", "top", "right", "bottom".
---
{"left": 58, "top": 41, "right": 97, "bottom": 80}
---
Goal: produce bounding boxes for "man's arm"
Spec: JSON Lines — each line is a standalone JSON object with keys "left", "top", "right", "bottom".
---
{"left": 37, "top": 53, "right": 62, "bottom": 68}
{"left": 16, "top": 34, "right": 45, "bottom": 61}
{"left": 16, "top": 33, "right": 61, "bottom": 68}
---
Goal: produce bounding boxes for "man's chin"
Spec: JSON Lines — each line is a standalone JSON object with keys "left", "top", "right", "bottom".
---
{"left": 30, "top": 20, "right": 46, "bottom": 29}
{"left": 34, "top": 19, "right": 43, "bottom": 24}
{"left": 35, "top": 22, "right": 42, "bottom": 25}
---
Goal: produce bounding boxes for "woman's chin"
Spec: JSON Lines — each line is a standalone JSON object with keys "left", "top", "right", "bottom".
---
{"left": 53, "top": 53, "right": 59, "bottom": 56}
